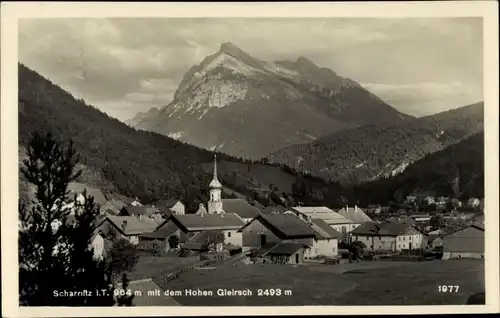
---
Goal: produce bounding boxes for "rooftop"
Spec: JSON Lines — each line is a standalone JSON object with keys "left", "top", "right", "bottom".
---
{"left": 310, "top": 219, "right": 342, "bottom": 240}
{"left": 168, "top": 213, "right": 245, "bottom": 231}
{"left": 221, "top": 199, "right": 262, "bottom": 219}
{"left": 239, "top": 213, "right": 315, "bottom": 239}
{"left": 351, "top": 222, "right": 424, "bottom": 237}
{"left": 338, "top": 206, "right": 373, "bottom": 223}
{"left": 105, "top": 216, "right": 158, "bottom": 236}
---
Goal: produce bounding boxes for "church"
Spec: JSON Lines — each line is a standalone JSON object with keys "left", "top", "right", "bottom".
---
{"left": 149, "top": 155, "right": 262, "bottom": 250}
{"left": 195, "top": 154, "right": 262, "bottom": 223}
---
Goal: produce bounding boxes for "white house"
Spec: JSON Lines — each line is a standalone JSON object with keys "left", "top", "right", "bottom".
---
{"left": 155, "top": 199, "right": 186, "bottom": 215}
{"left": 154, "top": 213, "right": 245, "bottom": 247}
{"left": 306, "top": 218, "right": 341, "bottom": 259}
{"left": 337, "top": 205, "right": 373, "bottom": 230}
{"left": 350, "top": 222, "right": 428, "bottom": 252}
{"left": 237, "top": 214, "right": 314, "bottom": 264}
{"left": 99, "top": 215, "right": 159, "bottom": 245}
{"left": 287, "top": 206, "right": 354, "bottom": 237}
{"left": 131, "top": 198, "right": 143, "bottom": 207}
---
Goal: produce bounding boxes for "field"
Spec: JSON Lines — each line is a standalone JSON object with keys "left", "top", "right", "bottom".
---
{"left": 153, "top": 259, "right": 484, "bottom": 306}
{"left": 127, "top": 253, "right": 201, "bottom": 282}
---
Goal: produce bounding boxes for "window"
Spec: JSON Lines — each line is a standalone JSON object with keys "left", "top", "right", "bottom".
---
{"left": 356, "top": 236, "right": 359, "bottom": 241}
{"left": 403, "top": 237, "right": 405, "bottom": 241}
{"left": 227, "top": 231, "right": 231, "bottom": 238}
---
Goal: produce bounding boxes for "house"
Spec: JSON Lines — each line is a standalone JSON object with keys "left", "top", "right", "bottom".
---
{"left": 237, "top": 214, "right": 315, "bottom": 255}
{"left": 100, "top": 199, "right": 127, "bottom": 215}
{"left": 467, "top": 198, "right": 481, "bottom": 208}
{"left": 118, "top": 205, "right": 164, "bottom": 220}
{"left": 181, "top": 230, "right": 225, "bottom": 253}
{"left": 154, "top": 199, "right": 185, "bottom": 215}
{"left": 287, "top": 206, "right": 354, "bottom": 235}
{"left": 350, "top": 222, "right": 428, "bottom": 252}
{"left": 138, "top": 222, "right": 179, "bottom": 253}
{"left": 306, "top": 219, "right": 342, "bottom": 259}
{"left": 253, "top": 242, "right": 310, "bottom": 264}
{"left": 130, "top": 198, "right": 143, "bottom": 207}
{"left": 337, "top": 205, "right": 373, "bottom": 228}
{"left": 115, "top": 278, "right": 180, "bottom": 306}
{"left": 67, "top": 182, "right": 108, "bottom": 207}
{"left": 442, "top": 224, "right": 484, "bottom": 259}
{"left": 99, "top": 215, "right": 159, "bottom": 245}
{"left": 154, "top": 213, "right": 245, "bottom": 247}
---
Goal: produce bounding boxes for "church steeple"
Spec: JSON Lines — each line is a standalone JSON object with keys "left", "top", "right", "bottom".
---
{"left": 209, "top": 154, "right": 223, "bottom": 189}
{"left": 208, "top": 154, "right": 223, "bottom": 214}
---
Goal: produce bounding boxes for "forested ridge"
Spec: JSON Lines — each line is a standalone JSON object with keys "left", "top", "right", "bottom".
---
{"left": 268, "top": 102, "right": 484, "bottom": 184}
{"left": 19, "top": 63, "right": 238, "bottom": 204}
{"left": 18, "top": 64, "right": 484, "bottom": 209}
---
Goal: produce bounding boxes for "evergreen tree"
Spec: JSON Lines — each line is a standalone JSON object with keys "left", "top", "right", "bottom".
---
{"left": 19, "top": 131, "right": 115, "bottom": 306}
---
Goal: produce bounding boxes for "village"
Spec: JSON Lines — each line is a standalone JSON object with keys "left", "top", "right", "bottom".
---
{"left": 61, "top": 155, "right": 485, "bottom": 306}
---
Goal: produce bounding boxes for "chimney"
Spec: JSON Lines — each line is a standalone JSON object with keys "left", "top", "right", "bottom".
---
{"left": 122, "top": 220, "right": 128, "bottom": 231}
{"left": 354, "top": 205, "right": 358, "bottom": 212}
{"left": 345, "top": 205, "right": 348, "bottom": 212}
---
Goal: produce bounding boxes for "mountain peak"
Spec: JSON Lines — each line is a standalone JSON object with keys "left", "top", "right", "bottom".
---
{"left": 219, "top": 41, "right": 245, "bottom": 55}
{"left": 296, "top": 56, "right": 318, "bottom": 68}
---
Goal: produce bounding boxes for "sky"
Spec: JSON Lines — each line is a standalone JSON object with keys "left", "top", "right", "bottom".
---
{"left": 19, "top": 18, "right": 483, "bottom": 121}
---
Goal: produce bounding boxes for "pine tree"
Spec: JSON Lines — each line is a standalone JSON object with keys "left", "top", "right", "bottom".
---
{"left": 19, "top": 131, "right": 115, "bottom": 306}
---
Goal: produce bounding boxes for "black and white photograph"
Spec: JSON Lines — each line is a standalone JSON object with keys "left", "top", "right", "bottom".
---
{"left": 2, "top": 1, "right": 499, "bottom": 316}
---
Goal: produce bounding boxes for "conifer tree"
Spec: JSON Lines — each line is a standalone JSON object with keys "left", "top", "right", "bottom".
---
{"left": 19, "top": 131, "right": 115, "bottom": 306}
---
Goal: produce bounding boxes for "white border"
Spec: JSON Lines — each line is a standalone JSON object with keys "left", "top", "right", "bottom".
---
{"left": 2, "top": 1, "right": 499, "bottom": 317}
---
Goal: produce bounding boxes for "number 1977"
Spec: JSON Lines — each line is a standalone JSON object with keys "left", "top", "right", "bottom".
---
{"left": 438, "top": 285, "right": 459, "bottom": 293}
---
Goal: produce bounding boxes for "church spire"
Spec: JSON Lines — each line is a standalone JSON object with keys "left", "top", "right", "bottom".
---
{"left": 213, "top": 154, "right": 218, "bottom": 180}
{"left": 209, "top": 154, "right": 223, "bottom": 189}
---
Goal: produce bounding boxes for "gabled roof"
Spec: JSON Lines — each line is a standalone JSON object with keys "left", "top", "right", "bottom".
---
{"left": 338, "top": 207, "right": 373, "bottom": 223}
{"left": 221, "top": 199, "right": 262, "bottom": 219}
{"left": 105, "top": 216, "right": 158, "bottom": 236}
{"left": 182, "top": 230, "right": 224, "bottom": 251}
{"left": 289, "top": 206, "right": 351, "bottom": 225}
{"left": 257, "top": 242, "right": 309, "bottom": 256}
{"left": 139, "top": 221, "right": 178, "bottom": 240}
{"left": 310, "top": 219, "right": 342, "bottom": 240}
{"left": 238, "top": 214, "right": 315, "bottom": 239}
{"left": 163, "top": 213, "right": 245, "bottom": 232}
{"left": 120, "top": 206, "right": 161, "bottom": 217}
{"left": 154, "top": 199, "right": 182, "bottom": 208}
{"left": 291, "top": 206, "right": 335, "bottom": 214}
{"left": 351, "top": 222, "right": 426, "bottom": 237}
{"left": 67, "top": 182, "right": 108, "bottom": 206}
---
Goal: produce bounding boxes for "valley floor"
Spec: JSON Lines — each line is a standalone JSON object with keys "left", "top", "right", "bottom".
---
{"left": 127, "top": 257, "right": 484, "bottom": 306}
